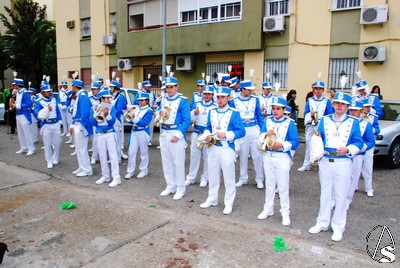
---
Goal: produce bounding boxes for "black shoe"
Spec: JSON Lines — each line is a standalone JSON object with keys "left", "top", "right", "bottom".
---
{"left": 0, "top": 242, "right": 8, "bottom": 264}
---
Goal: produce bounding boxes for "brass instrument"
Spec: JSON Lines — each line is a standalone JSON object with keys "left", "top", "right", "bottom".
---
{"left": 94, "top": 107, "right": 106, "bottom": 123}
{"left": 261, "top": 104, "right": 268, "bottom": 118}
{"left": 156, "top": 106, "right": 170, "bottom": 127}
{"left": 311, "top": 111, "right": 319, "bottom": 126}
{"left": 124, "top": 105, "right": 139, "bottom": 122}
{"left": 362, "top": 113, "right": 370, "bottom": 120}
{"left": 259, "top": 129, "right": 277, "bottom": 152}
{"left": 196, "top": 132, "right": 218, "bottom": 149}
{"left": 9, "top": 97, "right": 15, "bottom": 111}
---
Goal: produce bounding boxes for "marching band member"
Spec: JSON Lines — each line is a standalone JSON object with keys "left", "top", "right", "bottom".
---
{"left": 199, "top": 86, "right": 245, "bottom": 215}
{"left": 158, "top": 77, "right": 191, "bottom": 200}
{"left": 71, "top": 79, "right": 93, "bottom": 177}
{"left": 284, "top": 105, "right": 292, "bottom": 118}
{"left": 308, "top": 92, "right": 363, "bottom": 242}
{"left": 298, "top": 80, "right": 334, "bottom": 172}
{"left": 89, "top": 81, "right": 101, "bottom": 165}
{"left": 257, "top": 96, "right": 299, "bottom": 225}
{"left": 58, "top": 79, "right": 71, "bottom": 136}
{"left": 66, "top": 90, "right": 75, "bottom": 145}
{"left": 230, "top": 80, "right": 264, "bottom": 189}
{"left": 257, "top": 81, "right": 275, "bottom": 118}
{"left": 134, "top": 80, "right": 157, "bottom": 145}
{"left": 360, "top": 98, "right": 380, "bottom": 197}
{"left": 34, "top": 84, "right": 62, "bottom": 169}
{"left": 229, "top": 77, "right": 241, "bottom": 98}
{"left": 28, "top": 87, "right": 39, "bottom": 143}
{"left": 13, "top": 78, "right": 35, "bottom": 156}
{"left": 189, "top": 79, "right": 205, "bottom": 110}
{"left": 354, "top": 80, "right": 383, "bottom": 118}
{"left": 125, "top": 92, "right": 154, "bottom": 179}
{"left": 347, "top": 100, "right": 375, "bottom": 208}
{"left": 90, "top": 89, "right": 121, "bottom": 187}
{"left": 185, "top": 85, "right": 217, "bottom": 187}
{"left": 109, "top": 79, "right": 128, "bottom": 162}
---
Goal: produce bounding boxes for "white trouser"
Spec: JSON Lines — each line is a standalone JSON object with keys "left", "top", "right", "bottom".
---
{"left": 262, "top": 152, "right": 292, "bottom": 216}
{"left": 148, "top": 114, "right": 155, "bottom": 141}
{"left": 186, "top": 132, "right": 209, "bottom": 183}
{"left": 316, "top": 157, "right": 351, "bottom": 233}
{"left": 127, "top": 131, "right": 150, "bottom": 174}
{"left": 16, "top": 115, "right": 35, "bottom": 152}
{"left": 302, "top": 124, "right": 314, "bottom": 167}
{"left": 30, "top": 113, "right": 38, "bottom": 142}
{"left": 347, "top": 154, "right": 363, "bottom": 207}
{"left": 113, "top": 120, "right": 123, "bottom": 160}
{"left": 60, "top": 108, "right": 69, "bottom": 135}
{"left": 40, "top": 123, "right": 61, "bottom": 165}
{"left": 74, "top": 124, "right": 92, "bottom": 174}
{"left": 97, "top": 132, "right": 120, "bottom": 180}
{"left": 206, "top": 146, "right": 236, "bottom": 207}
{"left": 159, "top": 130, "right": 186, "bottom": 194}
{"left": 91, "top": 126, "right": 98, "bottom": 161}
{"left": 362, "top": 148, "right": 374, "bottom": 192}
{"left": 238, "top": 125, "right": 263, "bottom": 184}
{"left": 119, "top": 115, "right": 125, "bottom": 149}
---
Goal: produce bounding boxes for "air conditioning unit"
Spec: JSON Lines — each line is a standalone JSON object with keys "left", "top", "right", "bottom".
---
{"left": 102, "top": 34, "right": 115, "bottom": 45}
{"left": 66, "top": 20, "right": 75, "bottom": 29}
{"left": 118, "top": 59, "right": 132, "bottom": 71}
{"left": 360, "top": 5, "right": 388, "bottom": 25}
{"left": 176, "top": 55, "right": 193, "bottom": 71}
{"left": 361, "top": 45, "right": 386, "bottom": 63}
{"left": 263, "top": 16, "right": 284, "bottom": 32}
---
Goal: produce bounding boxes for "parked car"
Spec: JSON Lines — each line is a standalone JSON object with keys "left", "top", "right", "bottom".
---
{"left": 374, "top": 100, "right": 400, "bottom": 169}
{"left": 119, "top": 87, "right": 139, "bottom": 127}
{"left": 0, "top": 103, "right": 5, "bottom": 123}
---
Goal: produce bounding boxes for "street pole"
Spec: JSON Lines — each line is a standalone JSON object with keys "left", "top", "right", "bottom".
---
{"left": 162, "top": 0, "right": 167, "bottom": 80}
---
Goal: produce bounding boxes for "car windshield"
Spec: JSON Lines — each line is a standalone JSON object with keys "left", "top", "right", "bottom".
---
{"left": 381, "top": 102, "right": 400, "bottom": 121}
{"left": 120, "top": 89, "right": 138, "bottom": 106}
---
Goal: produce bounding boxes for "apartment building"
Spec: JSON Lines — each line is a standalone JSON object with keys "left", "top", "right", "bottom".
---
{"left": 54, "top": 0, "right": 400, "bottom": 112}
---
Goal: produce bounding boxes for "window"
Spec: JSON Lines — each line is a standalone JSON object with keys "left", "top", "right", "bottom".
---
{"left": 81, "top": 68, "right": 92, "bottom": 88}
{"left": 181, "top": 10, "right": 198, "bottom": 25}
{"left": 179, "top": 0, "right": 242, "bottom": 25}
{"left": 81, "top": 18, "right": 91, "bottom": 39}
{"left": 264, "top": 59, "right": 288, "bottom": 89}
{"left": 206, "top": 62, "right": 244, "bottom": 84}
{"left": 220, "top": 2, "right": 241, "bottom": 21}
{"left": 110, "top": 13, "right": 117, "bottom": 34}
{"left": 266, "top": 0, "right": 290, "bottom": 16}
{"left": 332, "top": 0, "right": 362, "bottom": 10}
{"left": 130, "top": 14, "right": 144, "bottom": 30}
{"left": 328, "top": 58, "right": 359, "bottom": 92}
{"left": 144, "top": 66, "right": 163, "bottom": 89}
{"left": 200, "top": 6, "right": 218, "bottom": 23}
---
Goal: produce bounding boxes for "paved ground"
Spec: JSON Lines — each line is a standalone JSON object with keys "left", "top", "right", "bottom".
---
{"left": 0, "top": 125, "right": 398, "bottom": 267}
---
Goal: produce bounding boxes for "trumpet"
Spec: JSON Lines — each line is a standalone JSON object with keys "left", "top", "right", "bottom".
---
{"left": 261, "top": 104, "right": 268, "bottom": 118}
{"left": 9, "top": 97, "right": 15, "bottom": 111}
{"left": 311, "top": 111, "right": 319, "bottom": 126}
{"left": 259, "top": 129, "right": 277, "bottom": 152}
{"left": 156, "top": 106, "right": 170, "bottom": 127}
{"left": 196, "top": 132, "right": 218, "bottom": 149}
{"left": 362, "top": 113, "right": 370, "bottom": 120}
{"left": 94, "top": 107, "right": 106, "bottom": 123}
{"left": 124, "top": 105, "right": 139, "bottom": 122}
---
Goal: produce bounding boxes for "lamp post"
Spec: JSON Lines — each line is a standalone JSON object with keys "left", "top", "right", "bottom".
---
{"left": 162, "top": 0, "right": 167, "bottom": 80}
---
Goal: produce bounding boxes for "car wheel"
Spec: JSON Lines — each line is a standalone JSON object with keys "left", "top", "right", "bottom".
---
{"left": 386, "top": 138, "right": 400, "bottom": 169}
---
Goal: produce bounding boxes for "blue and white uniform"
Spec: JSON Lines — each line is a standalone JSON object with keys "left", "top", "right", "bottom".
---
{"left": 348, "top": 115, "right": 375, "bottom": 207}
{"left": 300, "top": 95, "right": 334, "bottom": 169}
{"left": 90, "top": 94, "right": 120, "bottom": 187}
{"left": 34, "top": 88, "right": 62, "bottom": 168}
{"left": 158, "top": 90, "right": 191, "bottom": 197}
{"left": 111, "top": 86, "right": 127, "bottom": 161}
{"left": 186, "top": 98, "right": 217, "bottom": 186}
{"left": 190, "top": 92, "right": 203, "bottom": 110}
{"left": 230, "top": 81, "right": 264, "bottom": 187}
{"left": 199, "top": 92, "right": 245, "bottom": 213}
{"left": 257, "top": 92, "right": 276, "bottom": 118}
{"left": 259, "top": 107, "right": 299, "bottom": 223}
{"left": 126, "top": 97, "right": 154, "bottom": 178}
{"left": 71, "top": 81, "right": 93, "bottom": 176}
{"left": 14, "top": 79, "right": 35, "bottom": 155}
{"left": 311, "top": 94, "right": 363, "bottom": 239}
{"left": 29, "top": 89, "right": 39, "bottom": 143}
{"left": 89, "top": 89, "right": 100, "bottom": 163}
{"left": 134, "top": 83, "right": 158, "bottom": 142}
{"left": 58, "top": 86, "right": 71, "bottom": 136}
{"left": 354, "top": 93, "right": 383, "bottom": 119}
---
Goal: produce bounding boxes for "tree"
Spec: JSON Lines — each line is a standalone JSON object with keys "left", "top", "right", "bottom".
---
{"left": 0, "top": 0, "right": 57, "bottom": 88}
{"left": 0, "top": 37, "right": 11, "bottom": 89}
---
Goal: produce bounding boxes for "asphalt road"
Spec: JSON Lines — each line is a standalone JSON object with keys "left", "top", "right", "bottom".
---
{"left": 0, "top": 125, "right": 398, "bottom": 267}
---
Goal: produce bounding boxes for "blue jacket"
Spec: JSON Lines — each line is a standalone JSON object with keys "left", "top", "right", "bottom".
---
{"left": 16, "top": 89, "right": 33, "bottom": 124}
{"left": 72, "top": 89, "right": 93, "bottom": 136}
